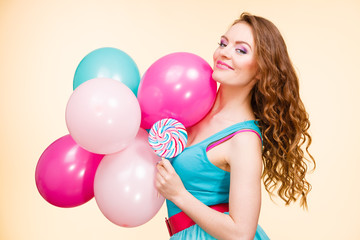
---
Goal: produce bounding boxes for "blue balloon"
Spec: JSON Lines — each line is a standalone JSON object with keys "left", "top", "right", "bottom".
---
{"left": 73, "top": 47, "right": 140, "bottom": 96}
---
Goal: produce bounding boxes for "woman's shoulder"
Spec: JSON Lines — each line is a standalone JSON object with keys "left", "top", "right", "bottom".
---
{"left": 226, "top": 130, "right": 263, "bottom": 173}
{"left": 224, "top": 121, "right": 263, "bottom": 163}
{"left": 230, "top": 129, "right": 262, "bottom": 148}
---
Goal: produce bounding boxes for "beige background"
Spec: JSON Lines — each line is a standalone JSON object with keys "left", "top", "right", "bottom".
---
{"left": 1, "top": 0, "right": 359, "bottom": 239}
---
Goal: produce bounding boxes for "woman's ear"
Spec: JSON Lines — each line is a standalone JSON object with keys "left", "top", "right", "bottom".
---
{"left": 251, "top": 71, "right": 261, "bottom": 85}
{"left": 254, "top": 67, "right": 261, "bottom": 81}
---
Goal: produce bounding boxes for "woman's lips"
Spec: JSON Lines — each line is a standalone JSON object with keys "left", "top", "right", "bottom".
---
{"left": 216, "top": 60, "right": 234, "bottom": 70}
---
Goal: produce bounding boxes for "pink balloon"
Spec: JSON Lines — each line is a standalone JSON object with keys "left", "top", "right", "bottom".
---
{"left": 66, "top": 78, "right": 141, "bottom": 154}
{"left": 94, "top": 128, "right": 164, "bottom": 227}
{"left": 137, "top": 52, "right": 217, "bottom": 129}
{"left": 35, "top": 135, "right": 104, "bottom": 208}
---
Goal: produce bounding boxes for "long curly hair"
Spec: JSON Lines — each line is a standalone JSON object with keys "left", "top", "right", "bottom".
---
{"left": 233, "top": 13, "right": 315, "bottom": 208}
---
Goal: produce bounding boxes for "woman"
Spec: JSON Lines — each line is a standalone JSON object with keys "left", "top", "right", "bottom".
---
{"left": 156, "top": 12, "right": 315, "bottom": 239}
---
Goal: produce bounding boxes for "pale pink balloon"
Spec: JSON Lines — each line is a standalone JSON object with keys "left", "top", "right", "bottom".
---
{"left": 66, "top": 78, "right": 141, "bottom": 154}
{"left": 35, "top": 135, "right": 104, "bottom": 208}
{"left": 94, "top": 129, "right": 164, "bottom": 227}
{"left": 137, "top": 52, "right": 217, "bottom": 129}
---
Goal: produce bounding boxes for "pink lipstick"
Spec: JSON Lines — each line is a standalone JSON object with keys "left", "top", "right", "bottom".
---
{"left": 216, "top": 60, "right": 234, "bottom": 70}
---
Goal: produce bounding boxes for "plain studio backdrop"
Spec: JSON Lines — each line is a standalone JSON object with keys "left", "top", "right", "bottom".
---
{"left": 1, "top": 0, "right": 359, "bottom": 239}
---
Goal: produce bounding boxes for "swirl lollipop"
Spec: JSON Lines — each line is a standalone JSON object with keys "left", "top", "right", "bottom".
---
{"left": 148, "top": 118, "right": 188, "bottom": 158}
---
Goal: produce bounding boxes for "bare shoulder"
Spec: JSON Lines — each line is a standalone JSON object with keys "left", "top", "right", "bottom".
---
{"left": 230, "top": 130, "right": 262, "bottom": 150}
{"left": 226, "top": 131, "right": 262, "bottom": 170}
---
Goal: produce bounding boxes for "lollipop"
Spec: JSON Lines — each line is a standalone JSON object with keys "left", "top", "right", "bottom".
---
{"left": 148, "top": 118, "right": 188, "bottom": 158}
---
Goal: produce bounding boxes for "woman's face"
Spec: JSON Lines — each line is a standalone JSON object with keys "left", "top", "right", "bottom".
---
{"left": 212, "top": 22, "right": 258, "bottom": 87}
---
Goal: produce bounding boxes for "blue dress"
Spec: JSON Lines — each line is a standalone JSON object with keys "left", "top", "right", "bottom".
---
{"left": 166, "top": 120, "right": 270, "bottom": 239}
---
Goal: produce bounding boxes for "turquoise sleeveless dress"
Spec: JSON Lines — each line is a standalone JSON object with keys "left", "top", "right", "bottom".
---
{"left": 166, "top": 120, "right": 270, "bottom": 239}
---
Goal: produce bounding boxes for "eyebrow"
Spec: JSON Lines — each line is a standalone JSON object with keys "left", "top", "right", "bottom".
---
{"left": 221, "top": 35, "right": 252, "bottom": 50}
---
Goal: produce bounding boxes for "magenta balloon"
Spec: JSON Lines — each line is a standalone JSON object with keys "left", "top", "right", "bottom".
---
{"left": 35, "top": 135, "right": 104, "bottom": 208}
{"left": 94, "top": 129, "right": 164, "bottom": 227}
{"left": 137, "top": 52, "right": 217, "bottom": 129}
{"left": 66, "top": 78, "right": 141, "bottom": 154}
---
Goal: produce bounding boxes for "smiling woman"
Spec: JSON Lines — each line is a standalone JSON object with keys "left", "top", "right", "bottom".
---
{"left": 155, "top": 12, "right": 315, "bottom": 239}
{"left": 2, "top": 0, "right": 359, "bottom": 239}
{"left": 212, "top": 22, "right": 259, "bottom": 88}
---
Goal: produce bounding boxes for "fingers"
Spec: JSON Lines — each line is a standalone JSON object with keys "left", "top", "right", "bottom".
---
{"left": 156, "top": 162, "right": 167, "bottom": 179}
{"left": 160, "top": 158, "right": 174, "bottom": 173}
{"left": 155, "top": 158, "right": 184, "bottom": 201}
{"left": 155, "top": 169, "right": 165, "bottom": 189}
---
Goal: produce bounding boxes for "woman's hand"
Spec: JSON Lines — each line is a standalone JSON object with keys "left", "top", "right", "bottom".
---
{"left": 155, "top": 158, "right": 187, "bottom": 202}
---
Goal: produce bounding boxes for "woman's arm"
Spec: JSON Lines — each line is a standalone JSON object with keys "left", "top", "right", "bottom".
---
{"left": 156, "top": 131, "right": 263, "bottom": 240}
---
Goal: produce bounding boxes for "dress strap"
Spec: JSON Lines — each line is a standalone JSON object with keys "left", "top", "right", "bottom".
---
{"left": 206, "top": 129, "right": 262, "bottom": 152}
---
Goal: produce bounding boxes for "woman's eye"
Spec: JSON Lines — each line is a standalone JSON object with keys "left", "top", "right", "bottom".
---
{"left": 218, "top": 42, "right": 227, "bottom": 47}
{"left": 236, "top": 48, "right": 247, "bottom": 54}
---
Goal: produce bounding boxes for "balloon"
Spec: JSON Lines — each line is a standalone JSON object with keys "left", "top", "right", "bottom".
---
{"left": 73, "top": 47, "right": 140, "bottom": 96}
{"left": 94, "top": 129, "right": 164, "bottom": 227}
{"left": 66, "top": 78, "right": 141, "bottom": 154}
{"left": 35, "top": 135, "right": 103, "bottom": 208}
{"left": 137, "top": 52, "right": 217, "bottom": 129}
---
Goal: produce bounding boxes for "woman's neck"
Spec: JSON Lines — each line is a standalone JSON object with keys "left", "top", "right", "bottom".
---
{"left": 207, "top": 84, "right": 255, "bottom": 123}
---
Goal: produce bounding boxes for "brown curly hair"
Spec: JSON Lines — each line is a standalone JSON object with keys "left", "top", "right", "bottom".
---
{"left": 233, "top": 13, "right": 315, "bottom": 208}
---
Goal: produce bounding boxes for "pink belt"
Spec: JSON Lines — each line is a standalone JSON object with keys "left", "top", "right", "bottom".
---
{"left": 165, "top": 203, "right": 229, "bottom": 237}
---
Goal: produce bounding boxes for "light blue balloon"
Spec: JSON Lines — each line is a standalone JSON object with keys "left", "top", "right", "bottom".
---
{"left": 73, "top": 47, "right": 140, "bottom": 96}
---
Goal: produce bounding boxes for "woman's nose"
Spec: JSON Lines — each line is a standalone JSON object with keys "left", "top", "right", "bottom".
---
{"left": 219, "top": 45, "right": 232, "bottom": 58}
